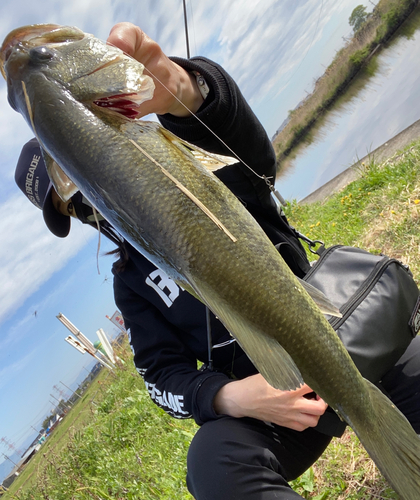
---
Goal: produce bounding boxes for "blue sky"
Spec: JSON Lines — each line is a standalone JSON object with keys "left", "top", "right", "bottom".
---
{"left": 0, "top": 0, "right": 370, "bottom": 461}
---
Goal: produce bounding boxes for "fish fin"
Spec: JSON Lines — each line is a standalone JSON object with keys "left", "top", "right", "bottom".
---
{"left": 202, "top": 297, "right": 304, "bottom": 390}
{"left": 298, "top": 278, "right": 342, "bottom": 318}
{"left": 194, "top": 286, "right": 304, "bottom": 391}
{"left": 159, "top": 126, "right": 237, "bottom": 171}
{"left": 341, "top": 379, "right": 420, "bottom": 499}
{"left": 235, "top": 328, "right": 304, "bottom": 391}
{"left": 40, "top": 149, "right": 79, "bottom": 202}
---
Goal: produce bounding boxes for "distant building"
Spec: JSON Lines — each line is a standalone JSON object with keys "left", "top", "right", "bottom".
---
{"left": 1, "top": 442, "right": 42, "bottom": 489}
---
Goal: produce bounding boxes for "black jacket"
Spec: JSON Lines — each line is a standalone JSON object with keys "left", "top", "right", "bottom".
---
{"left": 112, "top": 56, "right": 311, "bottom": 426}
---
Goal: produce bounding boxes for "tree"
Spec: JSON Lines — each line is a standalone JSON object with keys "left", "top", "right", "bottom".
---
{"left": 42, "top": 414, "right": 53, "bottom": 430}
{"left": 349, "top": 5, "right": 368, "bottom": 32}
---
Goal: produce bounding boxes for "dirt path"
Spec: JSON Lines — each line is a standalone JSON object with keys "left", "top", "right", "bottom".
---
{"left": 300, "top": 117, "right": 420, "bottom": 204}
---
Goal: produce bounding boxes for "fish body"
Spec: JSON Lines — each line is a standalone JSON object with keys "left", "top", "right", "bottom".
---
{"left": 2, "top": 25, "right": 420, "bottom": 498}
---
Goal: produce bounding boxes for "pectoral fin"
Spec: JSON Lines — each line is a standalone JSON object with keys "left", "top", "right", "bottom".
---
{"left": 298, "top": 278, "right": 342, "bottom": 318}
{"left": 41, "top": 148, "right": 79, "bottom": 202}
{"left": 159, "top": 126, "right": 238, "bottom": 172}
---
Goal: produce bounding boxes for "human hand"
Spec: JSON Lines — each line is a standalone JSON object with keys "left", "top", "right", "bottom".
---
{"left": 107, "top": 22, "right": 204, "bottom": 118}
{"left": 213, "top": 374, "right": 328, "bottom": 432}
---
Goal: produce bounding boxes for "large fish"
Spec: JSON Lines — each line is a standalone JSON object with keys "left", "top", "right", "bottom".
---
{"left": 2, "top": 24, "right": 420, "bottom": 498}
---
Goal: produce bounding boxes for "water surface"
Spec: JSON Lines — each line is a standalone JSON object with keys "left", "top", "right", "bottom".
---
{"left": 276, "top": 9, "right": 420, "bottom": 201}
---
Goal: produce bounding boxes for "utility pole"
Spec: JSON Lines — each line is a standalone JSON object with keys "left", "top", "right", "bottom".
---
{"left": 30, "top": 425, "right": 40, "bottom": 435}
{"left": 60, "top": 381, "right": 82, "bottom": 399}
{"left": 50, "top": 393, "right": 71, "bottom": 412}
{"left": 1, "top": 453, "right": 17, "bottom": 467}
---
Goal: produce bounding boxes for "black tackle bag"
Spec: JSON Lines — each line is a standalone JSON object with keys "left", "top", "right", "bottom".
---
{"left": 303, "top": 244, "right": 420, "bottom": 383}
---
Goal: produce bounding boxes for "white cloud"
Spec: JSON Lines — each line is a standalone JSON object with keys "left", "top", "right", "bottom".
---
{"left": 212, "top": 0, "right": 343, "bottom": 103}
{"left": 0, "top": 0, "right": 371, "bottom": 327}
{"left": 0, "top": 194, "right": 95, "bottom": 324}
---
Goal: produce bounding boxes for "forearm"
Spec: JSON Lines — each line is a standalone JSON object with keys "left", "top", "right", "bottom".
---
{"left": 107, "top": 23, "right": 277, "bottom": 205}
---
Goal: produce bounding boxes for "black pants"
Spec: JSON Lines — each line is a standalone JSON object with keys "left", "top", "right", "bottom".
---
{"left": 186, "top": 336, "right": 420, "bottom": 500}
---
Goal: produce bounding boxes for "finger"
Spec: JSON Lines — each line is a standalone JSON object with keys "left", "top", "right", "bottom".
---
{"left": 315, "top": 393, "right": 327, "bottom": 406}
{"left": 298, "top": 398, "right": 328, "bottom": 416}
{"left": 299, "top": 412, "right": 323, "bottom": 428}
{"left": 107, "top": 22, "right": 142, "bottom": 58}
{"left": 296, "top": 385, "right": 327, "bottom": 406}
{"left": 284, "top": 412, "right": 323, "bottom": 431}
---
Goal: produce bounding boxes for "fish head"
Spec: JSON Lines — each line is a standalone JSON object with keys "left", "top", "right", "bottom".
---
{"left": 1, "top": 24, "right": 155, "bottom": 201}
{"left": 1, "top": 23, "right": 155, "bottom": 124}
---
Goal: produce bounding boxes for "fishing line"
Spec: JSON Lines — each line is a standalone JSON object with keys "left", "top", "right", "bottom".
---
{"left": 137, "top": 0, "right": 325, "bottom": 206}
{"left": 141, "top": 65, "right": 287, "bottom": 206}
{"left": 142, "top": 66, "right": 265, "bottom": 179}
{"left": 104, "top": 47, "right": 275, "bottom": 189}
{"left": 105, "top": 41, "right": 287, "bottom": 206}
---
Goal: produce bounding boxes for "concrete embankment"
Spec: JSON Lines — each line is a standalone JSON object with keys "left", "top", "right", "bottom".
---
{"left": 300, "top": 117, "right": 420, "bottom": 204}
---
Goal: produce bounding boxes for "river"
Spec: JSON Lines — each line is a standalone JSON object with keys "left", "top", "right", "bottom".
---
{"left": 275, "top": 6, "right": 420, "bottom": 202}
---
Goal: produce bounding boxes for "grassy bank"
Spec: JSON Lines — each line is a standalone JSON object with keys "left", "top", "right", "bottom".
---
{"left": 273, "top": 0, "right": 420, "bottom": 164}
{"left": 285, "top": 140, "right": 420, "bottom": 498}
{"left": 5, "top": 343, "right": 197, "bottom": 500}
{"left": 5, "top": 140, "right": 420, "bottom": 499}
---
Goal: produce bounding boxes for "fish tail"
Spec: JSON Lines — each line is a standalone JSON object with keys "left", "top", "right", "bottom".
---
{"left": 344, "top": 380, "right": 420, "bottom": 499}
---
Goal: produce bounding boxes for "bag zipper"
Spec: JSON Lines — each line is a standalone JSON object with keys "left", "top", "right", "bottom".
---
{"left": 329, "top": 256, "right": 401, "bottom": 330}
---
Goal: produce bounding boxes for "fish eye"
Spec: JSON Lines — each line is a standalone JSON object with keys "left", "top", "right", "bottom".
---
{"left": 29, "top": 46, "right": 54, "bottom": 64}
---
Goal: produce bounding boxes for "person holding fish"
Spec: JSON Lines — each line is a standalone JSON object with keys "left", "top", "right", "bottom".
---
{"left": 13, "top": 22, "right": 420, "bottom": 500}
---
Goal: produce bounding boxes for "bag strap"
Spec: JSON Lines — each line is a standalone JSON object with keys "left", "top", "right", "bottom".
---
{"left": 295, "top": 230, "right": 326, "bottom": 257}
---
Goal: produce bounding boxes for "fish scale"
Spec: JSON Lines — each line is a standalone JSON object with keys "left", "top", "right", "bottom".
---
{"left": 2, "top": 23, "right": 420, "bottom": 498}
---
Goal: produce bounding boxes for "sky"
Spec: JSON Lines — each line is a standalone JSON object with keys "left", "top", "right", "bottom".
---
{"left": 0, "top": 0, "right": 371, "bottom": 466}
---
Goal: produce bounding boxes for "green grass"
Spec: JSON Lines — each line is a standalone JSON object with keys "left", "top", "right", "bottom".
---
{"left": 4, "top": 140, "right": 420, "bottom": 499}
{"left": 286, "top": 141, "right": 420, "bottom": 498}
{"left": 285, "top": 143, "right": 420, "bottom": 280}
{"left": 6, "top": 345, "right": 197, "bottom": 500}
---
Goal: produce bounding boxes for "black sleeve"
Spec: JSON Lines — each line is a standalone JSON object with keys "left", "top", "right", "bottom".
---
{"left": 158, "top": 56, "right": 277, "bottom": 209}
{"left": 158, "top": 56, "right": 311, "bottom": 277}
{"left": 113, "top": 57, "right": 309, "bottom": 428}
{"left": 113, "top": 267, "right": 232, "bottom": 425}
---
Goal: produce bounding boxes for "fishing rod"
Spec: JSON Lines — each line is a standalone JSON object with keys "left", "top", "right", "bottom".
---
{"left": 178, "top": 0, "right": 285, "bottom": 204}
{"left": 182, "top": 0, "right": 191, "bottom": 59}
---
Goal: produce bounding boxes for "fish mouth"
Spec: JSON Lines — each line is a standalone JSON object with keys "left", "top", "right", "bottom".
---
{"left": 1, "top": 23, "right": 154, "bottom": 119}
{"left": 0, "top": 24, "right": 85, "bottom": 79}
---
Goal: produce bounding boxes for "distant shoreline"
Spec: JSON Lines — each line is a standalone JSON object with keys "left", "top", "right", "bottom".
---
{"left": 300, "top": 117, "right": 420, "bottom": 204}
{"left": 273, "top": 0, "right": 420, "bottom": 164}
